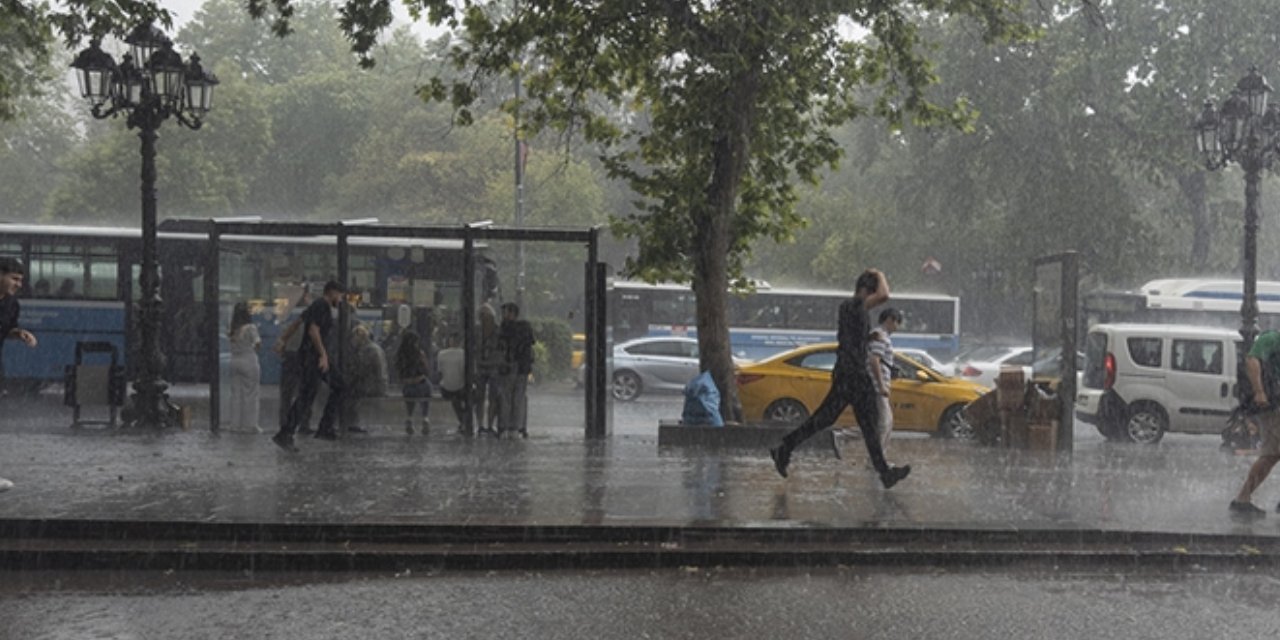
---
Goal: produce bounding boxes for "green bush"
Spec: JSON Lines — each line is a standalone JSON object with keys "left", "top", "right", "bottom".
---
{"left": 529, "top": 317, "right": 573, "bottom": 382}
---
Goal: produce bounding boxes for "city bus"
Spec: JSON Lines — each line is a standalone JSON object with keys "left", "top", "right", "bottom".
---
{"left": 609, "top": 281, "right": 961, "bottom": 361}
{"left": 0, "top": 222, "right": 495, "bottom": 390}
{"left": 1083, "top": 278, "right": 1280, "bottom": 334}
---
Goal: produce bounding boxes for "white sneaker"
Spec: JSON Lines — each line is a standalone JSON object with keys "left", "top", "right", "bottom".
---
{"left": 0, "top": 478, "right": 13, "bottom": 492}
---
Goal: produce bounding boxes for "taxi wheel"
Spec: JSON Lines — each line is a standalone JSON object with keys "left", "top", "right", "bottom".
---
{"left": 765, "top": 398, "right": 809, "bottom": 424}
{"left": 1124, "top": 402, "right": 1167, "bottom": 444}
{"left": 612, "top": 370, "right": 642, "bottom": 402}
{"left": 940, "top": 404, "right": 976, "bottom": 440}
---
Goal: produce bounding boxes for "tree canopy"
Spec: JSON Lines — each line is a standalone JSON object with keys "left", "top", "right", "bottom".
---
{"left": 265, "top": 0, "right": 1034, "bottom": 416}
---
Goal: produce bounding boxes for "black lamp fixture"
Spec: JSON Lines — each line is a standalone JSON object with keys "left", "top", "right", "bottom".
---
{"left": 1194, "top": 66, "right": 1280, "bottom": 350}
{"left": 70, "top": 25, "right": 219, "bottom": 429}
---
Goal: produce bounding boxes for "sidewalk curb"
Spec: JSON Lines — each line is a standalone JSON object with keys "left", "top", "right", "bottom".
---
{"left": 4, "top": 518, "right": 1280, "bottom": 572}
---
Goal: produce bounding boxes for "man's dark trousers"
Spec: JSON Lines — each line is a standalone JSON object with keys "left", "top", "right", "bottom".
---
{"left": 278, "top": 352, "right": 313, "bottom": 431}
{"left": 779, "top": 372, "right": 890, "bottom": 475}
{"left": 281, "top": 358, "right": 344, "bottom": 438}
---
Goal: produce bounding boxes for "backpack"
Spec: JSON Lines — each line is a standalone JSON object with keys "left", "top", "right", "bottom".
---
{"left": 1236, "top": 331, "right": 1280, "bottom": 409}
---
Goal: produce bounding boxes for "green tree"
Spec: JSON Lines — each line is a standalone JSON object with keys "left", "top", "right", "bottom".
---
{"left": 260, "top": 0, "right": 1033, "bottom": 419}
{"left": 0, "top": 0, "right": 170, "bottom": 121}
{"left": 48, "top": 63, "right": 273, "bottom": 222}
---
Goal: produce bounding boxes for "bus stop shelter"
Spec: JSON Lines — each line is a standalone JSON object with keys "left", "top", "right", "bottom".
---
{"left": 159, "top": 219, "right": 610, "bottom": 439}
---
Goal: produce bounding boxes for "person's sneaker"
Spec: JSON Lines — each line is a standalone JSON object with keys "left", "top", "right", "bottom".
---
{"left": 405, "top": 420, "right": 414, "bottom": 435}
{"left": 271, "top": 433, "right": 298, "bottom": 453}
{"left": 298, "top": 426, "right": 315, "bottom": 436}
{"left": 520, "top": 428, "right": 529, "bottom": 439}
{"left": 421, "top": 418, "right": 431, "bottom": 433}
{"left": 880, "top": 464, "right": 911, "bottom": 489}
{"left": 1231, "top": 500, "right": 1267, "bottom": 519}
{"left": 769, "top": 446, "right": 791, "bottom": 478}
{"left": 313, "top": 429, "right": 338, "bottom": 441}
{"left": 829, "top": 430, "right": 843, "bottom": 460}
{"left": 0, "top": 477, "right": 13, "bottom": 492}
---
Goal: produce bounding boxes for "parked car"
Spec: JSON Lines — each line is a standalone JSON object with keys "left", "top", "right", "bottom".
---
{"left": 1075, "top": 323, "right": 1241, "bottom": 444}
{"left": 735, "top": 342, "right": 988, "bottom": 438}
{"left": 896, "top": 347, "right": 946, "bottom": 372}
{"left": 608, "top": 336, "right": 747, "bottom": 401}
{"left": 952, "top": 345, "right": 1035, "bottom": 387}
{"left": 571, "top": 333, "right": 586, "bottom": 370}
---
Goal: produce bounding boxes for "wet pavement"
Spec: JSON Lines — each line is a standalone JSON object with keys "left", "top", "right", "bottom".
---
{"left": 4, "top": 566, "right": 1280, "bottom": 639}
{"left": 0, "top": 385, "right": 1275, "bottom": 539}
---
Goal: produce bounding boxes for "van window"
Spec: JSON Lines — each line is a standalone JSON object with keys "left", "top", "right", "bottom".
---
{"left": 1127, "top": 337, "right": 1162, "bottom": 368}
{"left": 1172, "top": 339, "right": 1223, "bottom": 375}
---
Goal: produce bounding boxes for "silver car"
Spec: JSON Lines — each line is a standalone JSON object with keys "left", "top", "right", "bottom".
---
{"left": 610, "top": 336, "right": 703, "bottom": 401}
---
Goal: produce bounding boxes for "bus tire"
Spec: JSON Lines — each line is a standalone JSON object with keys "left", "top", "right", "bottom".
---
{"left": 612, "top": 370, "right": 642, "bottom": 402}
{"left": 765, "top": 398, "right": 809, "bottom": 424}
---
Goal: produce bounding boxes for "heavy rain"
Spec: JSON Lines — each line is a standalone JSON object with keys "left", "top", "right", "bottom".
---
{"left": 4, "top": 0, "right": 1280, "bottom": 637}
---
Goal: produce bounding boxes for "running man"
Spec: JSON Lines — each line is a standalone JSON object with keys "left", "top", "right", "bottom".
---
{"left": 770, "top": 269, "right": 911, "bottom": 489}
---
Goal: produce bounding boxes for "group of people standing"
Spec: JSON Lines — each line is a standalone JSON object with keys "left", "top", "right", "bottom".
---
{"left": 223, "top": 279, "right": 538, "bottom": 453}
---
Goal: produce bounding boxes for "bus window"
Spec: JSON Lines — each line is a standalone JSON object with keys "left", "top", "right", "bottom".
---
{"left": 29, "top": 243, "right": 97, "bottom": 299}
{"left": 87, "top": 246, "right": 119, "bottom": 299}
{"left": 893, "top": 298, "right": 956, "bottom": 335}
{"left": 349, "top": 253, "right": 377, "bottom": 307}
{"left": 785, "top": 295, "right": 840, "bottom": 331}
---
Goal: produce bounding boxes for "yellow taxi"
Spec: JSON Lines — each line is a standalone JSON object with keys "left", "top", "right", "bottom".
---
{"left": 571, "top": 333, "right": 587, "bottom": 369}
{"left": 736, "top": 342, "right": 988, "bottom": 438}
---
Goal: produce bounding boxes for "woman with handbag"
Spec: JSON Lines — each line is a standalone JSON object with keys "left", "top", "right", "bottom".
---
{"left": 395, "top": 330, "right": 432, "bottom": 435}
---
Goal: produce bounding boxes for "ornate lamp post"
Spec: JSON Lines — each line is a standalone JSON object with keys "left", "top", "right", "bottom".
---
{"left": 70, "top": 25, "right": 218, "bottom": 428}
{"left": 1195, "top": 66, "right": 1280, "bottom": 350}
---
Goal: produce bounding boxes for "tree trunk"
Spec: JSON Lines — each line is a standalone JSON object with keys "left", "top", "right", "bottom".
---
{"left": 693, "top": 69, "right": 758, "bottom": 425}
{"left": 1177, "top": 170, "right": 1210, "bottom": 270}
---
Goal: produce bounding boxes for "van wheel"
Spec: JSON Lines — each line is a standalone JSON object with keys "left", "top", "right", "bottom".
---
{"left": 1124, "top": 402, "right": 1167, "bottom": 444}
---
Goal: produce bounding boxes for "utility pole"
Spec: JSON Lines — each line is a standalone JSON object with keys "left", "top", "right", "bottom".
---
{"left": 513, "top": 0, "right": 526, "bottom": 309}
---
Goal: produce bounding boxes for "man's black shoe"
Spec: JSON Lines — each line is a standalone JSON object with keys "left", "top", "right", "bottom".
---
{"left": 880, "top": 464, "right": 911, "bottom": 489}
{"left": 770, "top": 446, "right": 790, "bottom": 478}
{"left": 520, "top": 429, "right": 528, "bottom": 439}
{"left": 1231, "top": 500, "right": 1267, "bottom": 519}
{"left": 346, "top": 425, "right": 368, "bottom": 434}
{"left": 298, "top": 426, "right": 315, "bottom": 436}
{"left": 271, "top": 433, "right": 298, "bottom": 453}
{"left": 313, "top": 429, "right": 338, "bottom": 441}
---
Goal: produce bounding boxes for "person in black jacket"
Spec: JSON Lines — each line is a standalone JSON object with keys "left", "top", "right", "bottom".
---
{"left": 769, "top": 270, "right": 911, "bottom": 489}
{"left": 0, "top": 257, "right": 37, "bottom": 493}
{"left": 273, "top": 281, "right": 346, "bottom": 452}
{"left": 497, "top": 302, "right": 535, "bottom": 438}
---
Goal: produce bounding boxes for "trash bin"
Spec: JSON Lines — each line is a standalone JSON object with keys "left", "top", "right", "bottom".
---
{"left": 63, "top": 341, "right": 126, "bottom": 428}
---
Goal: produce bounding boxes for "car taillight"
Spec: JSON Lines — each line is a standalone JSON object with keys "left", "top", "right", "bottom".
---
{"left": 961, "top": 365, "right": 982, "bottom": 377}
{"left": 736, "top": 373, "right": 764, "bottom": 386}
{"left": 1104, "top": 352, "right": 1116, "bottom": 390}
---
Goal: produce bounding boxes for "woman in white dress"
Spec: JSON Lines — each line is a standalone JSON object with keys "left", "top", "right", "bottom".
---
{"left": 228, "top": 302, "right": 262, "bottom": 433}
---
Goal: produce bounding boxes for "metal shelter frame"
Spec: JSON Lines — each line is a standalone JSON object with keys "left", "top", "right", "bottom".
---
{"left": 159, "top": 219, "right": 611, "bottom": 439}
{"left": 1032, "top": 251, "right": 1079, "bottom": 456}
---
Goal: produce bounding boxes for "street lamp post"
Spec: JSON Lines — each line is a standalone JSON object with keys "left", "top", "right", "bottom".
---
{"left": 1195, "top": 66, "right": 1280, "bottom": 351}
{"left": 70, "top": 25, "right": 218, "bottom": 429}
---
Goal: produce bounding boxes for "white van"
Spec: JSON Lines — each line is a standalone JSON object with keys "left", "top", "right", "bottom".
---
{"left": 1075, "top": 324, "right": 1242, "bottom": 443}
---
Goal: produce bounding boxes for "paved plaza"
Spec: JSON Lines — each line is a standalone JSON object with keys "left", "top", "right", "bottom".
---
{"left": 0, "top": 386, "right": 1274, "bottom": 540}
